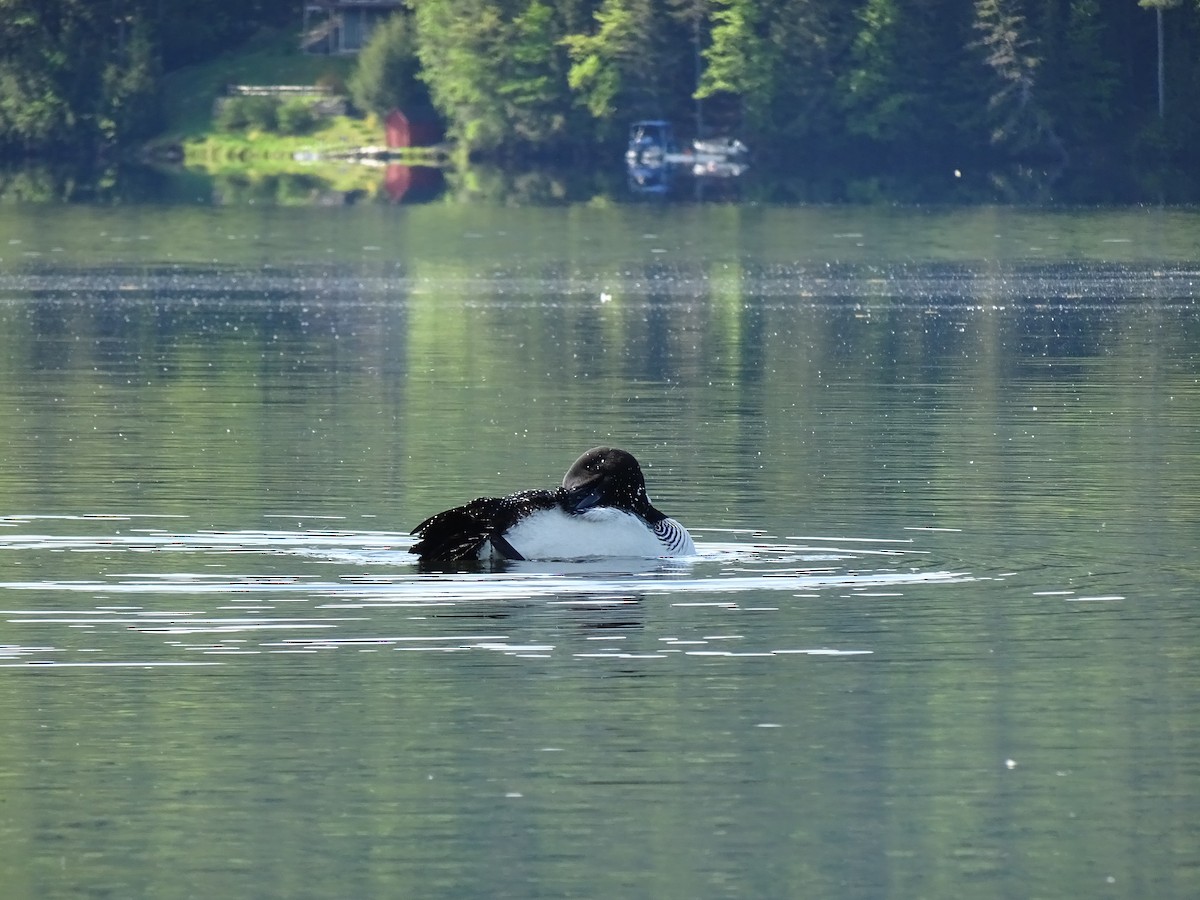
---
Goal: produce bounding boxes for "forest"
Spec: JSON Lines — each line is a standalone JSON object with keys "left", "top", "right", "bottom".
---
{"left": 0, "top": 0, "right": 1197, "bottom": 176}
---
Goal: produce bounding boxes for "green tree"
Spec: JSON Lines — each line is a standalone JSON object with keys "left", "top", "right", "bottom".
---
{"left": 410, "top": 0, "right": 507, "bottom": 151}
{"left": 972, "top": 0, "right": 1063, "bottom": 158}
{"left": 413, "top": 0, "right": 572, "bottom": 155}
{"left": 697, "top": 0, "right": 858, "bottom": 152}
{"left": 1038, "top": 0, "right": 1117, "bottom": 157}
{"left": 502, "top": 0, "right": 572, "bottom": 143}
{"left": 1138, "top": 0, "right": 1182, "bottom": 118}
{"left": 0, "top": 0, "right": 81, "bottom": 152}
{"left": 563, "top": 0, "right": 650, "bottom": 121}
{"left": 348, "top": 11, "right": 428, "bottom": 117}
{"left": 696, "top": 0, "right": 768, "bottom": 103}
{"left": 774, "top": 0, "right": 864, "bottom": 147}
{"left": 841, "top": 0, "right": 986, "bottom": 156}
{"left": 99, "top": 16, "right": 162, "bottom": 144}
{"left": 562, "top": 0, "right": 691, "bottom": 133}
{"left": 0, "top": 0, "right": 161, "bottom": 156}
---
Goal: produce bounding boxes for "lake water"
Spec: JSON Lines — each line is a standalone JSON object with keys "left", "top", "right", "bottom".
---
{"left": 1, "top": 202, "right": 1198, "bottom": 898}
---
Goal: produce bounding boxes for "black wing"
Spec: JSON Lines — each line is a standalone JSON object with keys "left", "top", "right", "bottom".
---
{"left": 411, "top": 489, "right": 565, "bottom": 562}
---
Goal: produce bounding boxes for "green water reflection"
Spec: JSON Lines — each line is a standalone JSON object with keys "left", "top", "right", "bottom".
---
{"left": 5, "top": 157, "right": 1200, "bottom": 205}
{"left": 0, "top": 204, "right": 1197, "bottom": 898}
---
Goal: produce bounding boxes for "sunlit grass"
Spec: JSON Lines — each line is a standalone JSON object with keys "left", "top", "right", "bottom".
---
{"left": 159, "top": 28, "right": 355, "bottom": 140}
{"left": 182, "top": 116, "right": 380, "bottom": 163}
{"left": 155, "top": 28, "right": 446, "bottom": 177}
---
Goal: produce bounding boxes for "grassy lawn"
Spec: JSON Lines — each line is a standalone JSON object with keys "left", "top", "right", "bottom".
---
{"left": 160, "top": 28, "right": 356, "bottom": 140}
{"left": 150, "top": 27, "right": 449, "bottom": 181}
{"left": 180, "top": 116, "right": 385, "bottom": 165}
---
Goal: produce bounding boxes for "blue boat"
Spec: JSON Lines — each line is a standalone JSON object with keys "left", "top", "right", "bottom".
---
{"left": 625, "top": 120, "right": 749, "bottom": 194}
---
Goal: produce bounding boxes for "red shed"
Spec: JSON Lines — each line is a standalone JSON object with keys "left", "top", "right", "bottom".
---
{"left": 385, "top": 108, "right": 442, "bottom": 149}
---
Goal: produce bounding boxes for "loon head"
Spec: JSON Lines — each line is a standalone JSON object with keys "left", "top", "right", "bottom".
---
{"left": 561, "top": 447, "right": 665, "bottom": 524}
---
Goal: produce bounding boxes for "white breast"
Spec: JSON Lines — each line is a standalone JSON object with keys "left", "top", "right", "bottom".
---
{"left": 493, "top": 507, "right": 695, "bottom": 561}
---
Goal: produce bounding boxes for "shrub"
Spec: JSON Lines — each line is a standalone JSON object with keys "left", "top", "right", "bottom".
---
{"left": 241, "top": 96, "right": 280, "bottom": 131}
{"left": 216, "top": 95, "right": 280, "bottom": 133}
{"left": 348, "top": 12, "right": 425, "bottom": 117}
{"left": 277, "top": 98, "right": 317, "bottom": 135}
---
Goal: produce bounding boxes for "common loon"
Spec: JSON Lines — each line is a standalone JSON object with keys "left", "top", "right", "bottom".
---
{"left": 411, "top": 447, "right": 696, "bottom": 562}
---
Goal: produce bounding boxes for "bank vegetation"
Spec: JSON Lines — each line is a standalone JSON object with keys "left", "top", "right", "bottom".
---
{"left": 0, "top": 0, "right": 1196, "bottom": 177}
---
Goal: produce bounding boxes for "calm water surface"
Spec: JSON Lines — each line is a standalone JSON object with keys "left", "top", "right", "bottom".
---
{"left": 1, "top": 204, "right": 1198, "bottom": 898}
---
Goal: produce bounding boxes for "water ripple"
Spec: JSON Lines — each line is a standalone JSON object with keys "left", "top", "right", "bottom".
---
{"left": 0, "top": 521, "right": 975, "bottom": 669}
